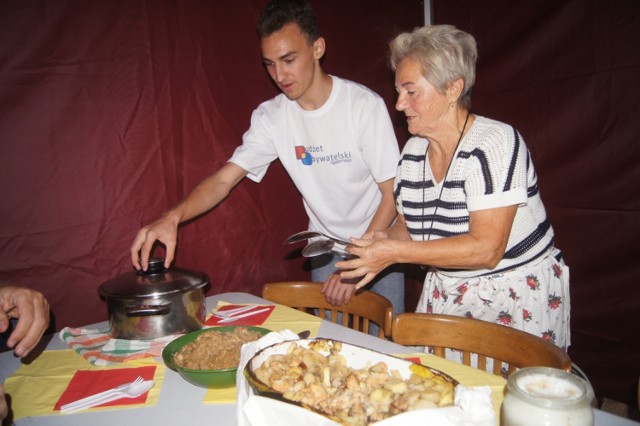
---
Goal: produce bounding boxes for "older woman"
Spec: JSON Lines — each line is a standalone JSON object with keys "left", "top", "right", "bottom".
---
{"left": 336, "top": 25, "right": 570, "bottom": 350}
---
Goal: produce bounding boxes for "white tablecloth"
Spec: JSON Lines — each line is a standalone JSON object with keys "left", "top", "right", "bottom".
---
{"left": 0, "top": 292, "right": 636, "bottom": 426}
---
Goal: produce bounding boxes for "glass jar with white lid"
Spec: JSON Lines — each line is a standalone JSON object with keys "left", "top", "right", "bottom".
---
{"left": 501, "top": 366, "right": 594, "bottom": 425}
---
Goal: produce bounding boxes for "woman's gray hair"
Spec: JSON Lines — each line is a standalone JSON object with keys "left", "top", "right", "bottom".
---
{"left": 390, "top": 25, "right": 477, "bottom": 109}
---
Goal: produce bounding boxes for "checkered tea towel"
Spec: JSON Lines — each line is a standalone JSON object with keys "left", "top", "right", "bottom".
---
{"left": 59, "top": 327, "right": 179, "bottom": 366}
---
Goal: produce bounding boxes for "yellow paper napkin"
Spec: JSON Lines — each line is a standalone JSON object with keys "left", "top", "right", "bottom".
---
{"left": 261, "top": 303, "right": 322, "bottom": 336}
{"left": 203, "top": 302, "right": 323, "bottom": 404}
{"left": 4, "top": 349, "right": 164, "bottom": 419}
{"left": 202, "top": 386, "right": 237, "bottom": 405}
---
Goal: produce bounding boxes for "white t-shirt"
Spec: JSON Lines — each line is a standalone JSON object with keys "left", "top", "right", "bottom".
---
{"left": 229, "top": 76, "right": 399, "bottom": 240}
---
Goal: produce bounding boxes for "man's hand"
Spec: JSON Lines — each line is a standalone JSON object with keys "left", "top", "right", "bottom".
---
{"left": 322, "top": 231, "right": 393, "bottom": 298}
{"left": 130, "top": 213, "right": 180, "bottom": 271}
{"left": 321, "top": 273, "right": 357, "bottom": 306}
{"left": 130, "top": 164, "right": 249, "bottom": 271}
{"left": 0, "top": 285, "right": 49, "bottom": 357}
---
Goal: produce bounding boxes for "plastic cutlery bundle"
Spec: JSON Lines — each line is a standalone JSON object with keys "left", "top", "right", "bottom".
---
{"left": 60, "top": 376, "right": 154, "bottom": 414}
{"left": 217, "top": 307, "right": 271, "bottom": 323}
{"left": 212, "top": 305, "right": 260, "bottom": 319}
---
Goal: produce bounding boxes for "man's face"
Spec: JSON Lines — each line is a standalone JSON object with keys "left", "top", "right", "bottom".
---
{"left": 260, "top": 23, "right": 322, "bottom": 102}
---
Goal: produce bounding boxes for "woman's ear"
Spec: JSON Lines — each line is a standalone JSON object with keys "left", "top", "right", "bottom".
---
{"left": 312, "top": 37, "right": 326, "bottom": 60}
{"left": 447, "top": 78, "right": 464, "bottom": 103}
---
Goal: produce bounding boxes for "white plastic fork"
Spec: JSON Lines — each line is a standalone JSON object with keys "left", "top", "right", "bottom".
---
{"left": 62, "top": 385, "right": 151, "bottom": 414}
{"left": 60, "top": 376, "right": 145, "bottom": 414}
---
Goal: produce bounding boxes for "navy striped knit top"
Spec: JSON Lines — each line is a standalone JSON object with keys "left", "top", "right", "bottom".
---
{"left": 394, "top": 115, "right": 555, "bottom": 277}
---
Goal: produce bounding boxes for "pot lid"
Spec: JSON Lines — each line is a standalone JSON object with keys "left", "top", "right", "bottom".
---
{"left": 99, "top": 258, "right": 209, "bottom": 299}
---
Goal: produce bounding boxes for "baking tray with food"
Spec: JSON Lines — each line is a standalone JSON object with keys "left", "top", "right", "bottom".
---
{"left": 244, "top": 338, "right": 458, "bottom": 425}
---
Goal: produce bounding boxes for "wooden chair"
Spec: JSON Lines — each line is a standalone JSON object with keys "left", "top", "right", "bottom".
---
{"left": 262, "top": 281, "right": 393, "bottom": 338}
{"left": 391, "top": 312, "right": 571, "bottom": 377}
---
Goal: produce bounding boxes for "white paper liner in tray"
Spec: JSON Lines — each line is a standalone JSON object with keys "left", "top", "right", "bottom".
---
{"left": 236, "top": 330, "right": 496, "bottom": 426}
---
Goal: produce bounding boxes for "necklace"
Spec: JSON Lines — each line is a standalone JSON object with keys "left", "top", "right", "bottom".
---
{"left": 422, "top": 111, "right": 470, "bottom": 241}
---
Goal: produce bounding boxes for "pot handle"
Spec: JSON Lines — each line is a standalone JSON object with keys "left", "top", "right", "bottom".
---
{"left": 126, "top": 303, "right": 171, "bottom": 316}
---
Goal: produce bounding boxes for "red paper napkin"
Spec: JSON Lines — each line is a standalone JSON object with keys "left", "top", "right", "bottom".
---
{"left": 204, "top": 304, "right": 275, "bottom": 326}
{"left": 54, "top": 365, "right": 156, "bottom": 411}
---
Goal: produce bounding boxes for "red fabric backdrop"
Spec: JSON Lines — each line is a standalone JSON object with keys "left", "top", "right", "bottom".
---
{"left": 1, "top": 0, "right": 639, "bottom": 407}
{"left": 0, "top": 0, "right": 421, "bottom": 349}
{"left": 433, "top": 0, "right": 640, "bottom": 407}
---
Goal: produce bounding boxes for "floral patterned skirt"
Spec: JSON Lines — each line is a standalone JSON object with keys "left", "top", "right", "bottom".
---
{"left": 416, "top": 247, "right": 571, "bottom": 350}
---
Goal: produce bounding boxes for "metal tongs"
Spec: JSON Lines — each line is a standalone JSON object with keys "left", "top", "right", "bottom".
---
{"left": 284, "top": 230, "right": 353, "bottom": 259}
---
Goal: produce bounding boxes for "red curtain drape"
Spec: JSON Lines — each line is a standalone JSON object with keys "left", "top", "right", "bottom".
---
{"left": 433, "top": 0, "right": 640, "bottom": 407}
{"left": 0, "top": 1, "right": 421, "bottom": 341}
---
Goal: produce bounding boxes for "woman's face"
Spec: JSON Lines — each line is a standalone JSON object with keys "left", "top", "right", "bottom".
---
{"left": 394, "top": 57, "right": 449, "bottom": 138}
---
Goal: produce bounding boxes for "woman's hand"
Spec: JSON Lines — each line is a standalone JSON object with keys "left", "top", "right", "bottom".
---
{"left": 336, "top": 235, "right": 397, "bottom": 289}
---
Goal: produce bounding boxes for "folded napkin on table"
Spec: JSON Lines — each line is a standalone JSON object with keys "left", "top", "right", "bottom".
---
{"left": 205, "top": 301, "right": 322, "bottom": 337}
{"left": 204, "top": 304, "right": 276, "bottom": 327}
{"left": 54, "top": 365, "right": 156, "bottom": 410}
{"left": 59, "top": 326, "right": 179, "bottom": 366}
{"left": 235, "top": 332, "right": 498, "bottom": 426}
{"left": 3, "top": 349, "right": 164, "bottom": 419}
{"left": 260, "top": 302, "right": 322, "bottom": 336}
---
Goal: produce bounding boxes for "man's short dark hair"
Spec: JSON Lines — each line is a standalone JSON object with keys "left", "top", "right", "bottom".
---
{"left": 257, "top": 0, "right": 320, "bottom": 43}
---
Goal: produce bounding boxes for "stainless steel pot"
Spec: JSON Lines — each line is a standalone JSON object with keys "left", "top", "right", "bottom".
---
{"left": 98, "top": 258, "right": 209, "bottom": 339}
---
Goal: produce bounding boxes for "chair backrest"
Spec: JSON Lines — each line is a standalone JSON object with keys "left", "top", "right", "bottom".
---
{"left": 391, "top": 312, "right": 571, "bottom": 376}
{"left": 262, "top": 281, "right": 393, "bottom": 338}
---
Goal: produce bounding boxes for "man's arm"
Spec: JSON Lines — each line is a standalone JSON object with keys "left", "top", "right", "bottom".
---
{"left": 386, "top": 214, "right": 411, "bottom": 241}
{"left": 130, "top": 162, "right": 248, "bottom": 270}
{"left": 321, "top": 178, "right": 398, "bottom": 306}
{"left": 364, "top": 178, "right": 397, "bottom": 234}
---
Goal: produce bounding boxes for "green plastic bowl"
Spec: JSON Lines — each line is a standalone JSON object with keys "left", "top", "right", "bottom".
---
{"left": 162, "top": 326, "right": 271, "bottom": 389}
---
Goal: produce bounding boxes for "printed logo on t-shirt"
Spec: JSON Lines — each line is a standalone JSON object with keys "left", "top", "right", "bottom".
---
{"left": 295, "top": 145, "right": 352, "bottom": 166}
{"left": 295, "top": 146, "right": 313, "bottom": 165}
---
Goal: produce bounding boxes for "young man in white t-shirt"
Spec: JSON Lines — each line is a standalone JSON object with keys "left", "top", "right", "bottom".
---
{"left": 130, "top": 0, "right": 404, "bottom": 323}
